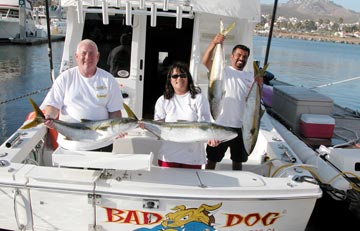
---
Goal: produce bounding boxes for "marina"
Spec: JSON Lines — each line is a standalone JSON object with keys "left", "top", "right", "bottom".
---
{"left": 0, "top": 0, "right": 65, "bottom": 44}
{"left": 0, "top": 0, "right": 360, "bottom": 230}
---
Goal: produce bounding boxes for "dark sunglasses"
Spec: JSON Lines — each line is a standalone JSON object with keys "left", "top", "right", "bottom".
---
{"left": 170, "top": 73, "right": 187, "bottom": 79}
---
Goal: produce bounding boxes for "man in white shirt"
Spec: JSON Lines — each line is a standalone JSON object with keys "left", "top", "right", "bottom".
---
{"left": 202, "top": 34, "right": 263, "bottom": 170}
{"left": 41, "top": 39, "right": 124, "bottom": 151}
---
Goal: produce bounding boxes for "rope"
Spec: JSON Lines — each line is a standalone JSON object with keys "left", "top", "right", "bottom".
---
{"left": 311, "top": 76, "right": 360, "bottom": 89}
{"left": 0, "top": 87, "right": 51, "bottom": 105}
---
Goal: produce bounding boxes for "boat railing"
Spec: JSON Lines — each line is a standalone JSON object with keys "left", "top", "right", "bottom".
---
{"left": 66, "top": 0, "right": 193, "bottom": 28}
{"left": 0, "top": 8, "right": 19, "bottom": 19}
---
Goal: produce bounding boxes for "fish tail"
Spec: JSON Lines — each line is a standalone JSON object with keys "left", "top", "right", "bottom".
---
{"left": 123, "top": 103, "right": 138, "bottom": 120}
{"left": 20, "top": 98, "right": 45, "bottom": 129}
{"left": 222, "top": 22, "right": 236, "bottom": 36}
{"left": 254, "top": 61, "right": 270, "bottom": 77}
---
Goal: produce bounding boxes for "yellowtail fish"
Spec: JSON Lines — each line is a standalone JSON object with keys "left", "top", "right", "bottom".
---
{"left": 21, "top": 98, "right": 138, "bottom": 142}
{"left": 141, "top": 120, "right": 238, "bottom": 143}
{"left": 208, "top": 19, "right": 235, "bottom": 120}
{"left": 242, "top": 61, "right": 268, "bottom": 154}
{"left": 122, "top": 103, "right": 237, "bottom": 143}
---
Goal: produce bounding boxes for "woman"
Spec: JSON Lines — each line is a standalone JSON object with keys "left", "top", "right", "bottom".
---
{"left": 154, "top": 62, "right": 218, "bottom": 169}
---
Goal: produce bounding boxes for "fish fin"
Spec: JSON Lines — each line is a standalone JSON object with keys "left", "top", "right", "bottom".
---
{"left": 63, "top": 136, "right": 73, "bottom": 141}
{"left": 253, "top": 61, "right": 260, "bottom": 76}
{"left": 260, "top": 108, "right": 266, "bottom": 118}
{"left": 80, "top": 119, "right": 92, "bottom": 122}
{"left": 142, "top": 120, "right": 162, "bottom": 140}
{"left": 123, "top": 103, "right": 138, "bottom": 120}
{"left": 20, "top": 98, "right": 45, "bottom": 129}
{"left": 219, "top": 18, "right": 224, "bottom": 34}
{"left": 222, "top": 22, "right": 236, "bottom": 36}
{"left": 221, "top": 90, "right": 226, "bottom": 98}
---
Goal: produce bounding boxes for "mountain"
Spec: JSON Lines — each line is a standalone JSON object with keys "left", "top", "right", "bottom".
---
{"left": 261, "top": 0, "right": 360, "bottom": 23}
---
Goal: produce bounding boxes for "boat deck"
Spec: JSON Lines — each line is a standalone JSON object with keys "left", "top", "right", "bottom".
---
{"left": 331, "top": 105, "right": 360, "bottom": 146}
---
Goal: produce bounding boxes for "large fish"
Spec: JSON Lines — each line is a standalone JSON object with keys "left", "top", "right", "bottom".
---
{"left": 242, "top": 61, "right": 269, "bottom": 154}
{"left": 208, "top": 19, "right": 235, "bottom": 120}
{"left": 141, "top": 120, "right": 238, "bottom": 143}
{"left": 21, "top": 98, "right": 138, "bottom": 142}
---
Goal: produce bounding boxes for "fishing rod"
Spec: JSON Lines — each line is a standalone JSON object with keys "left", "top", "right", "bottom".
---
{"left": 45, "top": 0, "right": 55, "bottom": 83}
{"left": 264, "top": 0, "right": 278, "bottom": 66}
{"left": 310, "top": 76, "right": 360, "bottom": 89}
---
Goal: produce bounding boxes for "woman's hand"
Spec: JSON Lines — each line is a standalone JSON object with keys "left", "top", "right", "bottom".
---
{"left": 115, "top": 132, "right": 128, "bottom": 139}
{"left": 207, "top": 139, "right": 220, "bottom": 147}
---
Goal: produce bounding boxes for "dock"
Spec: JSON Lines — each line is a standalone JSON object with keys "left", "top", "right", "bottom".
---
{"left": 0, "top": 35, "right": 65, "bottom": 45}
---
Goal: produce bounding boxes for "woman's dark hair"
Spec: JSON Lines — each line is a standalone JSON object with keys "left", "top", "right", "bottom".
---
{"left": 164, "top": 62, "right": 201, "bottom": 99}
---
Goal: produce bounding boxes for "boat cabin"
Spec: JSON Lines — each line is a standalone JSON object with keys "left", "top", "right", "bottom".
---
{"left": 60, "top": 0, "right": 260, "bottom": 118}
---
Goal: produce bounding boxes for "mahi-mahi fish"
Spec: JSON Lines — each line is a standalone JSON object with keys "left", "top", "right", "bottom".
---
{"left": 208, "top": 19, "right": 235, "bottom": 120}
{"left": 20, "top": 98, "right": 138, "bottom": 142}
{"left": 242, "top": 61, "right": 269, "bottom": 154}
{"left": 141, "top": 120, "right": 238, "bottom": 143}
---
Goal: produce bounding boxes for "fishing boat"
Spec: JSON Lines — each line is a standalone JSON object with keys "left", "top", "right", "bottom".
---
{"left": 33, "top": 4, "right": 67, "bottom": 36}
{"left": 0, "top": 0, "right": 36, "bottom": 40}
{"left": 0, "top": 0, "right": 324, "bottom": 230}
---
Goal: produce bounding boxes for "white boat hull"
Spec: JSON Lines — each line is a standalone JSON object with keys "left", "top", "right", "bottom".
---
{"left": 0, "top": 112, "right": 321, "bottom": 231}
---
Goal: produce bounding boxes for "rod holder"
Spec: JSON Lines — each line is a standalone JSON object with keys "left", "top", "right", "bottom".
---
{"left": 176, "top": 5, "right": 183, "bottom": 29}
{"left": 102, "top": 0, "right": 109, "bottom": 25}
{"left": 6, "top": 133, "right": 21, "bottom": 148}
{"left": 150, "top": 3, "right": 157, "bottom": 27}
{"left": 126, "top": 1, "right": 132, "bottom": 26}
{"left": 163, "top": 0, "right": 169, "bottom": 11}
{"left": 139, "top": 0, "right": 145, "bottom": 9}
{"left": 77, "top": 0, "right": 84, "bottom": 24}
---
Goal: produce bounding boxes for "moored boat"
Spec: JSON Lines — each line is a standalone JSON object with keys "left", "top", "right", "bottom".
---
{"left": 0, "top": 0, "right": 36, "bottom": 40}
{"left": 0, "top": 1, "right": 323, "bottom": 230}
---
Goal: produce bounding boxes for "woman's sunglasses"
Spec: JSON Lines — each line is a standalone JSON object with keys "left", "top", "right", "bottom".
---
{"left": 170, "top": 73, "right": 187, "bottom": 79}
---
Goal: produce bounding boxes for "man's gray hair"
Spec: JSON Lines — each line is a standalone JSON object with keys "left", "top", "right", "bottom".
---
{"left": 76, "top": 39, "right": 99, "bottom": 54}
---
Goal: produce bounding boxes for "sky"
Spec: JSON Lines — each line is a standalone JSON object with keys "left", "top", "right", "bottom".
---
{"left": 260, "top": 0, "right": 360, "bottom": 13}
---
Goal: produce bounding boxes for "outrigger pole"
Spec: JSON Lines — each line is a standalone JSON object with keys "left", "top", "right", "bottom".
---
{"left": 264, "top": 0, "right": 278, "bottom": 66}
{"left": 45, "top": 0, "right": 55, "bottom": 83}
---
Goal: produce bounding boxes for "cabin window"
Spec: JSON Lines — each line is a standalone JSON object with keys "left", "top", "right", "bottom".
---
{"left": 82, "top": 12, "right": 132, "bottom": 78}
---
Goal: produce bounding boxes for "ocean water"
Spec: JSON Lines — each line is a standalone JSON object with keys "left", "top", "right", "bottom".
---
{"left": 1, "top": 37, "right": 360, "bottom": 143}
{"left": 0, "top": 42, "right": 63, "bottom": 144}
{"left": 253, "top": 36, "right": 360, "bottom": 111}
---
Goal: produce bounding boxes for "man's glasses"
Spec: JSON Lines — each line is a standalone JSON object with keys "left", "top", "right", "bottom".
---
{"left": 171, "top": 73, "right": 187, "bottom": 79}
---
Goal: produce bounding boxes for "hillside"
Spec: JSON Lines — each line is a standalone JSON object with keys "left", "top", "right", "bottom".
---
{"left": 261, "top": 0, "right": 360, "bottom": 23}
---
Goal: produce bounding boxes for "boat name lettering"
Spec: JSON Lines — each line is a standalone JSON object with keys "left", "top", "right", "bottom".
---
{"left": 104, "top": 207, "right": 163, "bottom": 225}
{"left": 224, "top": 212, "right": 281, "bottom": 227}
{"left": 103, "top": 207, "right": 282, "bottom": 228}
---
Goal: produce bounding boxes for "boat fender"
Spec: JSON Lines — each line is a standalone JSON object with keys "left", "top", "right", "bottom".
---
{"left": 25, "top": 111, "right": 58, "bottom": 150}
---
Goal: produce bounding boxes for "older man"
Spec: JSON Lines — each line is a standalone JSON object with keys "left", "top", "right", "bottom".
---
{"left": 41, "top": 39, "right": 124, "bottom": 151}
